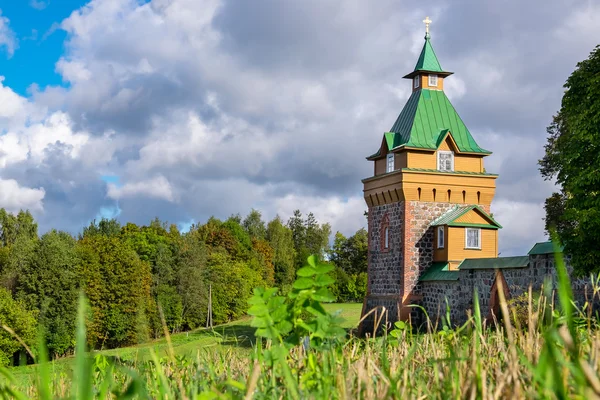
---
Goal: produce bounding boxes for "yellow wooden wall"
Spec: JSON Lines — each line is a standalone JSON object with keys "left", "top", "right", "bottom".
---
{"left": 413, "top": 75, "right": 444, "bottom": 91}
{"left": 447, "top": 227, "right": 498, "bottom": 260}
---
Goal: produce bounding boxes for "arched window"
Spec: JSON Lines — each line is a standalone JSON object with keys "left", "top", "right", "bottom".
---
{"left": 433, "top": 188, "right": 437, "bottom": 202}
{"left": 384, "top": 227, "right": 389, "bottom": 249}
{"left": 462, "top": 190, "right": 466, "bottom": 203}
{"left": 380, "top": 214, "right": 390, "bottom": 252}
{"left": 418, "top": 187, "right": 422, "bottom": 201}
{"left": 477, "top": 191, "right": 481, "bottom": 204}
{"left": 447, "top": 189, "right": 451, "bottom": 202}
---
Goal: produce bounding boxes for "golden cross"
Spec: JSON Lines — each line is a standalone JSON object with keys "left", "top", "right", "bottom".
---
{"left": 423, "top": 16, "right": 432, "bottom": 34}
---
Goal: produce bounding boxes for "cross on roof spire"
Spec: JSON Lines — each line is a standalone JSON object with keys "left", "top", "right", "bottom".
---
{"left": 423, "top": 16, "right": 432, "bottom": 37}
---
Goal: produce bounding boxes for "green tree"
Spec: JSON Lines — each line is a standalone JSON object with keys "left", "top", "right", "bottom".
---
{"left": 540, "top": 44, "right": 600, "bottom": 274}
{"left": 16, "top": 230, "right": 79, "bottom": 357}
{"left": 243, "top": 209, "right": 267, "bottom": 240}
{"left": 77, "top": 235, "right": 154, "bottom": 349}
{"left": 266, "top": 216, "right": 296, "bottom": 286}
{"left": 0, "top": 288, "right": 37, "bottom": 366}
{"left": 330, "top": 228, "right": 368, "bottom": 275}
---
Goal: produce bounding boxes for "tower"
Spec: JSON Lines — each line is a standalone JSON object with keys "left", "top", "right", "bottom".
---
{"left": 360, "top": 18, "right": 501, "bottom": 329}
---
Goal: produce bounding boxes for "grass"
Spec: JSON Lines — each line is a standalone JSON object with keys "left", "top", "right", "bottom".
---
{"left": 7, "top": 303, "right": 363, "bottom": 390}
{"left": 3, "top": 255, "right": 600, "bottom": 399}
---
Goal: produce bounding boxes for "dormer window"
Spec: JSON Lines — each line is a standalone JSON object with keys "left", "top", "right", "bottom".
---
{"left": 413, "top": 76, "right": 420, "bottom": 89}
{"left": 428, "top": 74, "right": 438, "bottom": 87}
{"left": 437, "top": 151, "right": 454, "bottom": 171}
{"left": 386, "top": 153, "right": 394, "bottom": 173}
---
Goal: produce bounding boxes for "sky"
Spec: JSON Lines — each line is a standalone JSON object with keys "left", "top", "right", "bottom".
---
{"left": 0, "top": 0, "right": 598, "bottom": 256}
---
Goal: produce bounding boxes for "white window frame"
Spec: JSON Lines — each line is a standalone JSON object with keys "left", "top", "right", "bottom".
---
{"left": 386, "top": 153, "right": 394, "bottom": 173}
{"left": 428, "top": 74, "right": 438, "bottom": 87}
{"left": 384, "top": 227, "right": 389, "bottom": 249}
{"left": 465, "top": 227, "right": 481, "bottom": 249}
{"left": 437, "top": 226, "right": 444, "bottom": 249}
{"left": 413, "top": 76, "right": 420, "bottom": 89}
{"left": 437, "top": 151, "right": 454, "bottom": 172}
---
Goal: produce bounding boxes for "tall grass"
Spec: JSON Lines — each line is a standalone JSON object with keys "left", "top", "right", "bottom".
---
{"left": 1, "top": 254, "right": 600, "bottom": 399}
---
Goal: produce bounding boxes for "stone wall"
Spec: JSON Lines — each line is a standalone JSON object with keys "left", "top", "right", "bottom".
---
{"left": 367, "top": 202, "right": 404, "bottom": 296}
{"left": 403, "top": 201, "right": 454, "bottom": 296}
{"left": 421, "top": 254, "right": 597, "bottom": 328}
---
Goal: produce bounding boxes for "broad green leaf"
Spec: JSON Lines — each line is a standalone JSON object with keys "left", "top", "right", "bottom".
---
{"left": 292, "top": 277, "right": 315, "bottom": 290}
{"left": 314, "top": 263, "right": 335, "bottom": 274}
{"left": 297, "top": 266, "right": 317, "bottom": 277}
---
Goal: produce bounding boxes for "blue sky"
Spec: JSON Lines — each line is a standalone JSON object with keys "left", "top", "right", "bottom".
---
{"left": 0, "top": 0, "right": 598, "bottom": 256}
{"left": 0, "top": 1, "right": 87, "bottom": 95}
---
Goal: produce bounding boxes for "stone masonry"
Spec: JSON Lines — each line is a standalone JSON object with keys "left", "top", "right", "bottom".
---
{"left": 420, "top": 254, "right": 597, "bottom": 328}
{"left": 361, "top": 200, "right": 455, "bottom": 332}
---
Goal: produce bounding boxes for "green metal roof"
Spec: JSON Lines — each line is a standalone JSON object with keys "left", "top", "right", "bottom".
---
{"left": 429, "top": 205, "right": 502, "bottom": 229}
{"left": 458, "top": 256, "right": 530, "bottom": 270}
{"left": 386, "top": 89, "right": 491, "bottom": 154}
{"left": 528, "top": 241, "right": 564, "bottom": 255}
{"left": 414, "top": 36, "right": 443, "bottom": 72}
{"left": 420, "top": 262, "right": 459, "bottom": 282}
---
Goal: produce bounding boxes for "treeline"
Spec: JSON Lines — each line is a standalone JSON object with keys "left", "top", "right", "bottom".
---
{"left": 0, "top": 208, "right": 367, "bottom": 364}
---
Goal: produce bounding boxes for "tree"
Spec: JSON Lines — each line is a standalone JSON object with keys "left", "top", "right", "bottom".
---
{"left": 16, "top": 230, "right": 79, "bottom": 358}
{"left": 0, "top": 288, "right": 37, "bottom": 366}
{"left": 540, "top": 44, "right": 600, "bottom": 274}
{"left": 243, "top": 209, "right": 266, "bottom": 240}
{"left": 77, "top": 235, "right": 154, "bottom": 349}
{"left": 266, "top": 216, "right": 296, "bottom": 286}
{"left": 287, "top": 211, "right": 331, "bottom": 270}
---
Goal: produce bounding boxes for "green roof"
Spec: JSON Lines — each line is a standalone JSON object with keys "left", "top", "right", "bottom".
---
{"left": 414, "top": 36, "right": 443, "bottom": 73}
{"left": 458, "top": 256, "right": 530, "bottom": 270}
{"left": 429, "top": 205, "right": 502, "bottom": 229}
{"left": 528, "top": 241, "right": 564, "bottom": 255}
{"left": 420, "top": 262, "right": 459, "bottom": 282}
{"left": 386, "top": 89, "right": 491, "bottom": 154}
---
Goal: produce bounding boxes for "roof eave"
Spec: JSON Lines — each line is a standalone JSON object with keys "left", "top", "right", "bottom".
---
{"left": 403, "top": 70, "right": 454, "bottom": 79}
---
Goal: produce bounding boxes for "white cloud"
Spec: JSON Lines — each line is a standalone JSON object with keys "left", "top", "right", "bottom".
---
{"left": 0, "top": 0, "right": 596, "bottom": 256}
{"left": 107, "top": 175, "right": 176, "bottom": 202}
{"left": 0, "top": 11, "right": 16, "bottom": 58}
{"left": 0, "top": 178, "right": 45, "bottom": 212}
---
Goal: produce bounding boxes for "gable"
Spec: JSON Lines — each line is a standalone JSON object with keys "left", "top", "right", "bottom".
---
{"left": 436, "top": 131, "right": 459, "bottom": 152}
{"left": 454, "top": 209, "right": 493, "bottom": 225}
{"left": 430, "top": 205, "right": 502, "bottom": 229}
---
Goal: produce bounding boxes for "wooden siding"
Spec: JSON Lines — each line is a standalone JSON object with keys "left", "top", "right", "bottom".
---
{"left": 454, "top": 154, "right": 483, "bottom": 173}
{"left": 447, "top": 227, "right": 497, "bottom": 260}
{"left": 363, "top": 170, "right": 497, "bottom": 207}
{"left": 395, "top": 152, "right": 408, "bottom": 170}
{"left": 374, "top": 158, "right": 386, "bottom": 176}
{"left": 407, "top": 151, "right": 436, "bottom": 169}
{"left": 405, "top": 147, "right": 484, "bottom": 174}
{"left": 454, "top": 209, "right": 492, "bottom": 225}
{"left": 433, "top": 226, "right": 448, "bottom": 261}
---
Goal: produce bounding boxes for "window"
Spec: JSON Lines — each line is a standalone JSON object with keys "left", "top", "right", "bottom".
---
{"left": 437, "top": 226, "right": 444, "bottom": 249}
{"left": 428, "top": 74, "right": 438, "bottom": 87}
{"left": 384, "top": 227, "right": 389, "bottom": 249}
{"left": 386, "top": 153, "right": 394, "bottom": 173}
{"left": 465, "top": 228, "right": 481, "bottom": 249}
{"left": 437, "top": 151, "right": 454, "bottom": 171}
{"left": 413, "top": 76, "right": 420, "bottom": 89}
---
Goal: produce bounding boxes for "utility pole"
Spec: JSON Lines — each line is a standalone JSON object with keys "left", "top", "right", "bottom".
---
{"left": 206, "top": 284, "right": 213, "bottom": 329}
